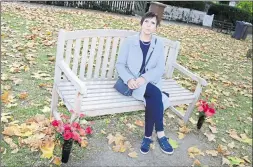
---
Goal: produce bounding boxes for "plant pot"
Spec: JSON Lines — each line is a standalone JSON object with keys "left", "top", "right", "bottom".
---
{"left": 61, "top": 139, "right": 73, "bottom": 163}
{"left": 197, "top": 114, "right": 206, "bottom": 129}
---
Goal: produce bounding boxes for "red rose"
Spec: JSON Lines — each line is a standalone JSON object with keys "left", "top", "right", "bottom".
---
{"left": 202, "top": 103, "right": 209, "bottom": 112}
{"left": 52, "top": 120, "right": 59, "bottom": 127}
{"left": 198, "top": 106, "right": 204, "bottom": 112}
{"left": 64, "top": 124, "right": 71, "bottom": 131}
{"left": 72, "top": 131, "right": 80, "bottom": 142}
{"left": 79, "top": 113, "right": 85, "bottom": 118}
{"left": 205, "top": 108, "right": 216, "bottom": 117}
{"left": 85, "top": 126, "right": 93, "bottom": 135}
{"left": 79, "top": 128, "right": 86, "bottom": 136}
{"left": 63, "top": 130, "right": 73, "bottom": 140}
{"left": 72, "top": 122, "right": 81, "bottom": 129}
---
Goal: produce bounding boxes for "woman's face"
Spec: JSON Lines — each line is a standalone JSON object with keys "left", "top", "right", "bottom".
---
{"left": 141, "top": 17, "right": 157, "bottom": 35}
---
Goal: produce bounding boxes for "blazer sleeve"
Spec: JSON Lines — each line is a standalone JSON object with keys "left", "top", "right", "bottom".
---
{"left": 141, "top": 40, "right": 165, "bottom": 83}
{"left": 115, "top": 38, "right": 134, "bottom": 85}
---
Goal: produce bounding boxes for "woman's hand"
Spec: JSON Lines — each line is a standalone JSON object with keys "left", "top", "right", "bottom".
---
{"left": 127, "top": 79, "right": 139, "bottom": 89}
{"left": 136, "top": 77, "right": 146, "bottom": 87}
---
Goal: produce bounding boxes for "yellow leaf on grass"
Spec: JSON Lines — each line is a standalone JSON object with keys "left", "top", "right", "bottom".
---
{"left": 227, "top": 156, "right": 245, "bottom": 166}
{"left": 3, "top": 137, "right": 18, "bottom": 149}
{"left": 41, "top": 106, "right": 50, "bottom": 113}
{"left": 205, "top": 118, "right": 216, "bottom": 126}
{"left": 204, "top": 132, "right": 216, "bottom": 142}
{"left": 205, "top": 150, "right": 218, "bottom": 156}
{"left": 11, "top": 148, "right": 19, "bottom": 154}
{"left": 209, "top": 125, "right": 218, "bottom": 133}
{"left": 101, "top": 130, "right": 107, "bottom": 135}
{"left": 19, "top": 92, "right": 28, "bottom": 99}
{"left": 135, "top": 120, "right": 144, "bottom": 127}
{"left": 2, "top": 125, "right": 21, "bottom": 136}
{"left": 114, "top": 133, "right": 126, "bottom": 145}
{"left": 227, "top": 129, "right": 242, "bottom": 141}
{"left": 1, "top": 112, "right": 12, "bottom": 123}
{"left": 242, "top": 156, "right": 251, "bottom": 164}
{"left": 179, "top": 126, "right": 191, "bottom": 134}
{"left": 80, "top": 140, "right": 88, "bottom": 148}
{"left": 228, "top": 141, "right": 235, "bottom": 149}
{"left": 107, "top": 134, "right": 115, "bottom": 145}
{"left": 1, "top": 91, "right": 9, "bottom": 104}
{"left": 188, "top": 146, "right": 204, "bottom": 158}
{"left": 112, "top": 142, "right": 126, "bottom": 153}
{"left": 150, "top": 143, "right": 155, "bottom": 150}
{"left": 192, "top": 159, "right": 201, "bottom": 167}
{"left": 169, "top": 138, "right": 179, "bottom": 149}
{"left": 128, "top": 151, "right": 138, "bottom": 158}
{"left": 177, "top": 132, "right": 185, "bottom": 139}
{"left": 40, "top": 141, "right": 55, "bottom": 159}
{"left": 189, "top": 117, "right": 197, "bottom": 125}
{"left": 222, "top": 157, "right": 230, "bottom": 165}
{"left": 52, "top": 156, "right": 61, "bottom": 166}
{"left": 240, "top": 134, "right": 252, "bottom": 145}
{"left": 166, "top": 112, "right": 175, "bottom": 119}
{"left": 217, "top": 144, "right": 231, "bottom": 156}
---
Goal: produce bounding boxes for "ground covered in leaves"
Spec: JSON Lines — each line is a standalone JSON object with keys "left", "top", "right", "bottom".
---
{"left": 1, "top": 2, "right": 252, "bottom": 167}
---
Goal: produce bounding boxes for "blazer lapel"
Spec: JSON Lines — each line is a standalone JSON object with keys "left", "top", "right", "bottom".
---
{"left": 145, "top": 35, "right": 156, "bottom": 64}
{"left": 132, "top": 33, "right": 157, "bottom": 64}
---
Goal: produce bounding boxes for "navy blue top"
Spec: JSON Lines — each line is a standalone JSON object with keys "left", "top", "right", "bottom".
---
{"left": 139, "top": 40, "right": 150, "bottom": 74}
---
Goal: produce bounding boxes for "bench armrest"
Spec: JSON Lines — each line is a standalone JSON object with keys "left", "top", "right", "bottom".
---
{"left": 58, "top": 60, "right": 87, "bottom": 95}
{"left": 173, "top": 62, "right": 208, "bottom": 86}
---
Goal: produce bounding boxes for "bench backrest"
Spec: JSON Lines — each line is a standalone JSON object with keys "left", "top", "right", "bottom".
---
{"left": 56, "top": 29, "right": 180, "bottom": 81}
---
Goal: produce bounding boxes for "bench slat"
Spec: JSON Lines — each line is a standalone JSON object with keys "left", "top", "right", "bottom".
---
{"left": 68, "top": 94, "right": 195, "bottom": 111}
{"left": 65, "top": 92, "right": 194, "bottom": 105}
{"left": 94, "top": 37, "right": 105, "bottom": 78}
{"left": 58, "top": 78, "right": 177, "bottom": 86}
{"left": 107, "top": 37, "right": 120, "bottom": 78}
{"left": 113, "top": 37, "right": 124, "bottom": 79}
{"left": 87, "top": 37, "right": 97, "bottom": 79}
{"left": 72, "top": 39, "right": 81, "bottom": 74}
{"left": 101, "top": 37, "right": 112, "bottom": 79}
{"left": 79, "top": 38, "right": 89, "bottom": 80}
{"left": 65, "top": 40, "right": 73, "bottom": 65}
{"left": 61, "top": 88, "right": 191, "bottom": 99}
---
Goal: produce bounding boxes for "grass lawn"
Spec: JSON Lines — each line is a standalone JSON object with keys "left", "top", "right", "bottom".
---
{"left": 1, "top": 2, "right": 252, "bottom": 166}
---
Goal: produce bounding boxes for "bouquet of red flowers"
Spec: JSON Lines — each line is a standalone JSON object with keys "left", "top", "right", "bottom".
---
{"left": 51, "top": 110, "right": 93, "bottom": 163}
{"left": 196, "top": 100, "right": 216, "bottom": 129}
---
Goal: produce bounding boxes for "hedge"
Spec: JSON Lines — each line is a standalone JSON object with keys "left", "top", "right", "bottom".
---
{"left": 207, "top": 3, "right": 252, "bottom": 26}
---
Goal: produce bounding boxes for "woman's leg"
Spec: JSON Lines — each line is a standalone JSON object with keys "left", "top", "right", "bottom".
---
{"left": 144, "top": 83, "right": 164, "bottom": 137}
{"left": 142, "top": 83, "right": 173, "bottom": 154}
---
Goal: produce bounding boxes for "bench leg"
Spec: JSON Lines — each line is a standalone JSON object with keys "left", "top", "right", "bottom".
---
{"left": 183, "top": 83, "right": 202, "bottom": 123}
{"left": 70, "top": 91, "right": 82, "bottom": 123}
{"left": 50, "top": 85, "right": 61, "bottom": 120}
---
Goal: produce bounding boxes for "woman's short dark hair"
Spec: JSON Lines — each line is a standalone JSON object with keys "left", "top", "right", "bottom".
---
{"left": 140, "top": 12, "right": 160, "bottom": 27}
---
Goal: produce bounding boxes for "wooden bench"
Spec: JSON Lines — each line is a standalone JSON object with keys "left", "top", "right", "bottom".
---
{"left": 211, "top": 20, "right": 234, "bottom": 34}
{"left": 50, "top": 29, "right": 208, "bottom": 123}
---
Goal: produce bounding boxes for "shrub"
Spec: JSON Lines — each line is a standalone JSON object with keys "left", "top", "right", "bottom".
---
{"left": 207, "top": 3, "right": 252, "bottom": 26}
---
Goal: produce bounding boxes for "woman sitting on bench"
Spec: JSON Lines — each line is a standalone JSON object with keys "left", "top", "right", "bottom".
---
{"left": 115, "top": 12, "right": 174, "bottom": 155}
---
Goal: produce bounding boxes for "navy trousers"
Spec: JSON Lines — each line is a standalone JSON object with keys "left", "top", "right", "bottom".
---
{"left": 144, "top": 83, "right": 164, "bottom": 137}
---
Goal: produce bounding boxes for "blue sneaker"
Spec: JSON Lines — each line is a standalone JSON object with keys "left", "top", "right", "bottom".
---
{"left": 157, "top": 136, "right": 174, "bottom": 154}
{"left": 140, "top": 137, "right": 153, "bottom": 154}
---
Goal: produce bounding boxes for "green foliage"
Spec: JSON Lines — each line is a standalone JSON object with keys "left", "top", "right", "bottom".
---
{"left": 236, "top": 1, "right": 253, "bottom": 14}
{"left": 208, "top": 3, "right": 252, "bottom": 25}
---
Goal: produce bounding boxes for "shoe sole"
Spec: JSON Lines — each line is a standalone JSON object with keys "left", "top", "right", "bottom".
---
{"left": 140, "top": 149, "right": 149, "bottom": 155}
{"left": 160, "top": 147, "right": 174, "bottom": 154}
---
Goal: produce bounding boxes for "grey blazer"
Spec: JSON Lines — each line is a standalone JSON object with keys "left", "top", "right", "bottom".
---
{"left": 115, "top": 33, "right": 170, "bottom": 110}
